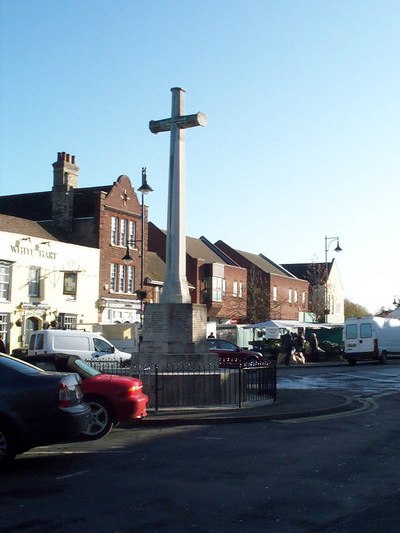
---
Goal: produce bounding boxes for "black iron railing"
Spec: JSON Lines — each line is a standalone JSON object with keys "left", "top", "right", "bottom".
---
{"left": 89, "top": 359, "right": 276, "bottom": 409}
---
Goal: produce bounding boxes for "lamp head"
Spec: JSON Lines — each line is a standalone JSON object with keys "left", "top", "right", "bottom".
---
{"left": 138, "top": 167, "right": 154, "bottom": 195}
{"left": 122, "top": 245, "right": 133, "bottom": 263}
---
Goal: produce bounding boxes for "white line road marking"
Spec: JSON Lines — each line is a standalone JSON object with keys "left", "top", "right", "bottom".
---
{"left": 56, "top": 470, "right": 89, "bottom": 480}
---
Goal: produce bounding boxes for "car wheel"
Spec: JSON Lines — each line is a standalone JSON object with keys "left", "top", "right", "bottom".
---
{"left": 0, "top": 421, "right": 16, "bottom": 469}
{"left": 379, "top": 351, "right": 388, "bottom": 364}
{"left": 82, "top": 397, "right": 114, "bottom": 440}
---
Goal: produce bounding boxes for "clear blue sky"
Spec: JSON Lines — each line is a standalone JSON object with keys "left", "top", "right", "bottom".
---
{"left": 1, "top": 0, "right": 399, "bottom": 314}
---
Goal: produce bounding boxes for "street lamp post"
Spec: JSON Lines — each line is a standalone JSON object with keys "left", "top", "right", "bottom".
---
{"left": 324, "top": 235, "right": 342, "bottom": 322}
{"left": 122, "top": 167, "right": 153, "bottom": 327}
{"left": 137, "top": 167, "right": 153, "bottom": 290}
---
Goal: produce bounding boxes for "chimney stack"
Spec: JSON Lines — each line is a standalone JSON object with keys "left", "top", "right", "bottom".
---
{"left": 52, "top": 151, "right": 80, "bottom": 234}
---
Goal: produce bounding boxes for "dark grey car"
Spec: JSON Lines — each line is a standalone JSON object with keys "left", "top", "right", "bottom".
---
{"left": 0, "top": 354, "right": 91, "bottom": 469}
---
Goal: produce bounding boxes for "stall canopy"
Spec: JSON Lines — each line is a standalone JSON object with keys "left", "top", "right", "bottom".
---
{"left": 244, "top": 320, "right": 343, "bottom": 339}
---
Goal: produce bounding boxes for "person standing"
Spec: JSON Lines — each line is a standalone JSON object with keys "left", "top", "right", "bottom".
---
{"left": 282, "top": 332, "right": 293, "bottom": 366}
{"left": 0, "top": 333, "right": 7, "bottom": 354}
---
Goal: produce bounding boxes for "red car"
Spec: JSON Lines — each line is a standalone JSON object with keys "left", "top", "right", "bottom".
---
{"left": 22, "top": 353, "right": 148, "bottom": 440}
{"left": 206, "top": 338, "right": 266, "bottom": 368}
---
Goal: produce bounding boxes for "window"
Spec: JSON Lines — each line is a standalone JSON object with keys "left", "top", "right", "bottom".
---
{"left": 58, "top": 313, "right": 77, "bottom": 329}
{"left": 111, "top": 217, "right": 118, "bottom": 245}
{"left": 111, "top": 264, "right": 135, "bottom": 294}
{"left": 128, "top": 221, "right": 136, "bottom": 247}
{"left": 238, "top": 282, "right": 243, "bottom": 298}
{"left": 0, "top": 262, "right": 12, "bottom": 301}
{"left": 110, "top": 264, "right": 117, "bottom": 291}
{"left": 345, "top": 324, "right": 357, "bottom": 340}
{"left": 360, "top": 323, "right": 372, "bottom": 338}
{"left": 119, "top": 265, "right": 126, "bottom": 292}
{"left": 127, "top": 266, "right": 135, "bottom": 293}
{"left": 288, "top": 288, "right": 293, "bottom": 303}
{"left": 273, "top": 286, "right": 278, "bottom": 302}
{"left": 233, "top": 281, "right": 238, "bottom": 297}
{"left": 29, "top": 266, "right": 40, "bottom": 297}
{"left": 63, "top": 272, "right": 77, "bottom": 296}
{"left": 212, "top": 277, "right": 224, "bottom": 302}
{"left": 119, "top": 219, "right": 127, "bottom": 247}
{"left": 0, "top": 313, "right": 9, "bottom": 345}
{"left": 93, "top": 337, "right": 114, "bottom": 353}
{"left": 302, "top": 291, "right": 306, "bottom": 304}
{"left": 294, "top": 289, "right": 298, "bottom": 304}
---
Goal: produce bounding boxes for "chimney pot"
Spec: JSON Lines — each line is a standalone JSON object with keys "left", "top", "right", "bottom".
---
{"left": 62, "top": 152, "right": 66, "bottom": 160}
{"left": 71, "top": 155, "right": 75, "bottom": 164}
{"left": 66, "top": 153, "right": 70, "bottom": 162}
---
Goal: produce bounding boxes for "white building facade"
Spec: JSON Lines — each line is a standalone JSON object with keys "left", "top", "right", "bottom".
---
{"left": 0, "top": 229, "right": 100, "bottom": 353}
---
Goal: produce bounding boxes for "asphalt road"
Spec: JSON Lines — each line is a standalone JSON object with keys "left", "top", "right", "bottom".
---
{"left": 2, "top": 363, "right": 400, "bottom": 533}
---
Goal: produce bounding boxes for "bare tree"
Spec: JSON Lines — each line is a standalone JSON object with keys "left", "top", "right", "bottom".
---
{"left": 306, "top": 262, "right": 328, "bottom": 323}
{"left": 245, "top": 266, "right": 284, "bottom": 323}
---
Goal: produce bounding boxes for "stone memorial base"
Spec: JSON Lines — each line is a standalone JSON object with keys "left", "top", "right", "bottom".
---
{"left": 132, "top": 303, "right": 218, "bottom": 368}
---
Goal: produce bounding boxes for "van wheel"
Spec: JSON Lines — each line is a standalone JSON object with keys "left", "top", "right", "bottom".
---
{"left": 82, "top": 397, "right": 114, "bottom": 440}
{"left": 379, "top": 351, "right": 388, "bottom": 364}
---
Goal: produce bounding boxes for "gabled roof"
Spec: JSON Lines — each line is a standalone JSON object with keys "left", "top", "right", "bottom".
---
{"left": 145, "top": 251, "right": 165, "bottom": 284}
{"left": 238, "top": 250, "right": 297, "bottom": 277}
{"left": 0, "top": 185, "right": 113, "bottom": 221}
{"left": 0, "top": 213, "right": 59, "bottom": 240}
{"left": 150, "top": 224, "right": 241, "bottom": 266}
{"left": 215, "top": 240, "right": 297, "bottom": 278}
{"left": 282, "top": 261, "right": 333, "bottom": 280}
{"left": 186, "top": 235, "right": 240, "bottom": 265}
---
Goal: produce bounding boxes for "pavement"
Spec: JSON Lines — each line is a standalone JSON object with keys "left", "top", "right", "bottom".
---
{"left": 136, "top": 388, "right": 360, "bottom": 427}
{"left": 125, "top": 360, "right": 362, "bottom": 426}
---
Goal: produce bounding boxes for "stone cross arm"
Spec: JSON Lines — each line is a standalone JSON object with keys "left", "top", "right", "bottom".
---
{"left": 149, "top": 112, "right": 207, "bottom": 134}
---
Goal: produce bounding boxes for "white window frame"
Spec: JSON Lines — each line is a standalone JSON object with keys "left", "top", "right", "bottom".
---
{"left": 127, "top": 266, "right": 135, "bottom": 294}
{"left": 128, "top": 221, "right": 136, "bottom": 248}
{"left": 111, "top": 217, "right": 118, "bottom": 245}
{"left": 119, "top": 219, "right": 127, "bottom": 247}
{"left": 273, "top": 286, "right": 278, "bottom": 302}
{"left": 212, "top": 277, "right": 224, "bottom": 302}
{"left": 233, "top": 281, "right": 238, "bottom": 297}
{"left": 110, "top": 264, "right": 117, "bottom": 292}
{"left": 119, "top": 265, "right": 126, "bottom": 292}
{"left": 0, "top": 262, "right": 11, "bottom": 301}
{"left": 28, "top": 266, "right": 40, "bottom": 297}
{"left": 288, "top": 288, "right": 293, "bottom": 303}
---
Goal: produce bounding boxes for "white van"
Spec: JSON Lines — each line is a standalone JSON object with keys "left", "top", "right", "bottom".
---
{"left": 28, "top": 329, "right": 132, "bottom": 364}
{"left": 343, "top": 317, "right": 400, "bottom": 365}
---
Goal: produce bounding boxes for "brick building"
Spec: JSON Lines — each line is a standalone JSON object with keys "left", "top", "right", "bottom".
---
{"left": 148, "top": 223, "right": 248, "bottom": 324}
{"left": 0, "top": 152, "right": 149, "bottom": 325}
{"left": 214, "top": 241, "right": 310, "bottom": 321}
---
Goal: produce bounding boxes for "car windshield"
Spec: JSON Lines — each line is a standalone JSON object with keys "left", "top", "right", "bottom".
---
{"left": 0, "top": 354, "right": 44, "bottom": 375}
{"left": 74, "top": 358, "right": 101, "bottom": 377}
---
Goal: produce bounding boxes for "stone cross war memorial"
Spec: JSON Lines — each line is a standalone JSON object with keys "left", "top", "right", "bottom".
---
{"left": 138, "top": 87, "right": 215, "bottom": 367}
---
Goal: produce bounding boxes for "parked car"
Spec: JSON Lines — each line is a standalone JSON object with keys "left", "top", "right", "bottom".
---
{"left": 0, "top": 354, "right": 91, "bottom": 469}
{"left": 28, "top": 329, "right": 132, "bottom": 366}
{"left": 21, "top": 353, "right": 148, "bottom": 439}
{"left": 206, "top": 338, "right": 266, "bottom": 367}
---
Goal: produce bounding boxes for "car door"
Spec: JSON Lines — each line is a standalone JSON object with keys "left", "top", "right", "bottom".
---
{"left": 92, "top": 337, "right": 117, "bottom": 361}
